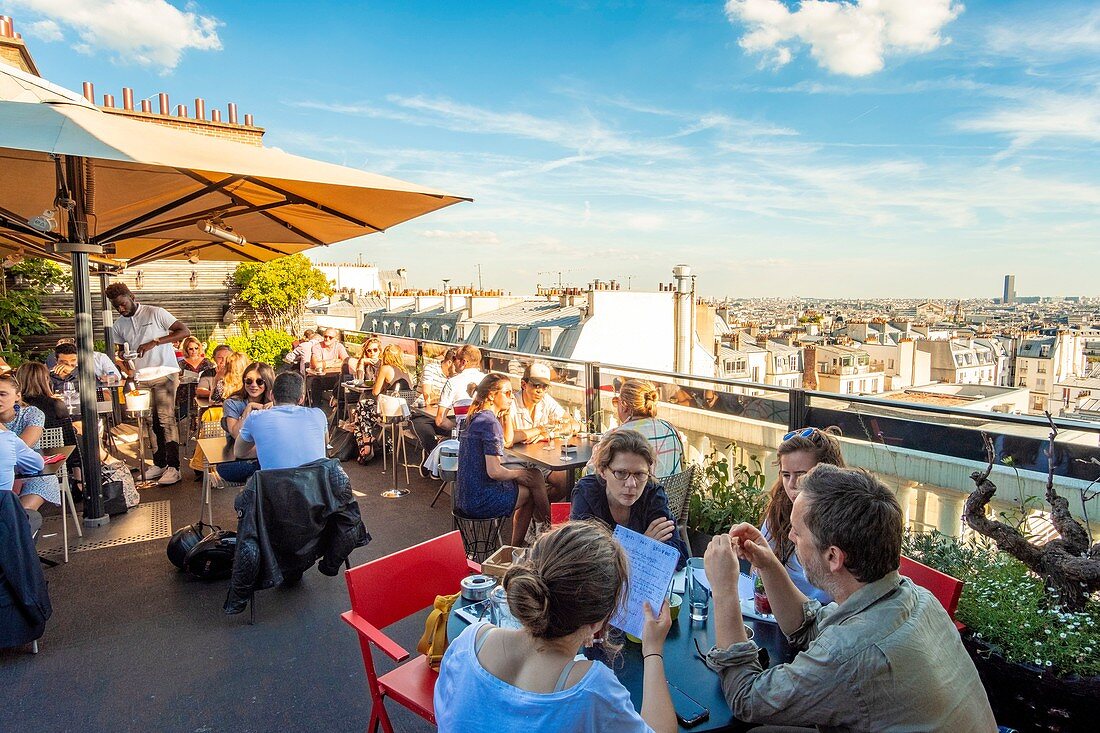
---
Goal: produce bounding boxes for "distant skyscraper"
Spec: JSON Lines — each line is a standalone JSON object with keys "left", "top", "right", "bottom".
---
{"left": 1003, "top": 274, "right": 1016, "bottom": 304}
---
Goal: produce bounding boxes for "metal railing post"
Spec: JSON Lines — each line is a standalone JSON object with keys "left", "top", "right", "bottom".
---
{"left": 585, "top": 361, "right": 601, "bottom": 433}
{"left": 788, "top": 388, "right": 808, "bottom": 432}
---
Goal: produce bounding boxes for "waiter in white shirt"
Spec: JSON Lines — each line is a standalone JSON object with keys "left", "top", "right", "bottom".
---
{"left": 105, "top": 282, "right": 191, "bottom": 485}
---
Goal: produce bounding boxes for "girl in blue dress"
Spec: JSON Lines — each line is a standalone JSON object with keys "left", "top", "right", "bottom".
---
{"left": 0, "top": 373, "right": 58, "bottom": 509}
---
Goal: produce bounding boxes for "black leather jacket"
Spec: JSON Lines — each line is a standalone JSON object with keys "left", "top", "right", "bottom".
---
{"left": 0, "top": 491, "right": 53, "bottom": 646}
{"left": 224, "top": 458, "right": 370, "bottom": 613}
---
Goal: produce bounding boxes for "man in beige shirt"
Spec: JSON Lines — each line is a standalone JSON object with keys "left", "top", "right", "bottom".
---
{"left": 703, "top": 464, "right": 997, "bottom": 732}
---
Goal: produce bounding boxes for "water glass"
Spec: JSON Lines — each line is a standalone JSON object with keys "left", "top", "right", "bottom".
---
{"left": 686, "top": 557, "right": 710, "bottom": 622}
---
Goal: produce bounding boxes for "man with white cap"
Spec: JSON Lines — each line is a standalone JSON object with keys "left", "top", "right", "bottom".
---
{"left": 506, "top": 362, "right": 579, "bottom": 499}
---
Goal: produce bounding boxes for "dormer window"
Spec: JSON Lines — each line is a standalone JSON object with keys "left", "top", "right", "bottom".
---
{"left": 507, "top": 328, "right": 519, "bottom": 349}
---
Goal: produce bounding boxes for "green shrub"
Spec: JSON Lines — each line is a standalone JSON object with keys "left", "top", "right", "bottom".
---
{"left": 687, "top": 447, "right": 768, "bottom": 536}
{"left": 223, "top": 323, "right": 294, "bottom": 366}
{"left": 904, "top": 530, "right": 1100, "bottom": 678}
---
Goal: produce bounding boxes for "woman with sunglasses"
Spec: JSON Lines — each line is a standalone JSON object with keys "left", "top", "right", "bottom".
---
{"left": 350, "top": 345, "right": 412, "bottom": 462}
{"left": 216, "top": 362, "right": 276, "bottom": 484}
{"left": 760, "top": 426, "right": 846, "bottom": 603}
{"left": 571, "top": 430, "right": 688, "bottom": 568}
{"left": 353, "top": 337, "right": 382, "bottom": 384}
{"left": 0, "top": 373, "right": 57, "bottom": 510}
{"left": 456, "top": 373, "right": 550, "bottom": 547}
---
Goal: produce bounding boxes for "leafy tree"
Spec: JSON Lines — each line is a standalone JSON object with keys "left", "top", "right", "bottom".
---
{"left": 0, "top": 258, "right": 68, "bottom": 365}
{"left": 232, "top": 255, "right": 333, "bottom": 332}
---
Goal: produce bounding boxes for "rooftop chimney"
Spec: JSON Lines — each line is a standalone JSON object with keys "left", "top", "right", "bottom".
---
{"left": 228, "top": 103, "right": 238, "bottom": 124}
{"left": 82, "top": 82, "right": 94, "bottom": 103}
{"left": 158, "top": 93, "right": 169, "bottom": 115}
{"left": 122, "top": 87, "right": 134, "bottom": 111}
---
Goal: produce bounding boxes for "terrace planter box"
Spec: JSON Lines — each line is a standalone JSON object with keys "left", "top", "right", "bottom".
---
{"left": 963, "top": 636, "right": 1099, "bottom": 733}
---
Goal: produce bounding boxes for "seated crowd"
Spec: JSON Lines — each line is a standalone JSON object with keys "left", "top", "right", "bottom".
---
{"left": 2, "top": 322, "right": 1001, "bottom": 730}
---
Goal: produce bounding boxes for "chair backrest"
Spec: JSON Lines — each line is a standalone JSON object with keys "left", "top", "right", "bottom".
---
{"left": 899, "top": 555, "right": 963, "bottom": 620}
{"left": 199, "top": 420, "right": 227, "bottom": 439}
{"left": 40, "top": 426, "right": 66, "bottom": 449}
{"left": 661, "top": 464, "right": 696, "bottom": 525}
{"left": 345, "top": 530, "right": 471, "bottom": 631}
{"left": 550, "top": 502, "right": 571, "bottom": 526}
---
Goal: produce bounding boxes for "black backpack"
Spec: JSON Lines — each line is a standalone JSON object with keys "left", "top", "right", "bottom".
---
{"left": 183, "top": 530, "right": 238, "bottom": 581}
{"left": 167, "top": 522, "right": 215, "bottom": 569}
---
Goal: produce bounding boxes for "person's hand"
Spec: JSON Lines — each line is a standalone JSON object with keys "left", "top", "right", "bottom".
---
{"left": 729, "top": 523, "right": 781, "bottom": 572}
{"left": 644, "top": 517, "right": 676, "bottom": 543}
{"left": 704, "top": 533, "right": 742, "bottom": 602}
{"left": 641, "top": 599, "right": 672, "bottom": 655}
{"left": 53, "top": 363, "right": 75, "bottom": 378}
{"left": 137, "top": 340, "right": 159, "bottom": 357}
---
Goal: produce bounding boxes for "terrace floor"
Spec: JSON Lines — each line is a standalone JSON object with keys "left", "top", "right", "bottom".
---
{"left": 0, "top": 450, "right": 460, "bottom": 733}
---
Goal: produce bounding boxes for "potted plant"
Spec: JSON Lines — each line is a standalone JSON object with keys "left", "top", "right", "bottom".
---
{"left": 686, "top": 447, "right": 768, "bottom": 557}
{"left": 903, "top": 416, "right": 1100, "bottom": 732}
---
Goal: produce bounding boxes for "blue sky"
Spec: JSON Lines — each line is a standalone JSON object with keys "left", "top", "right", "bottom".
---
{"left": 5, "top": 1, "right": 1099, "bottom": 297}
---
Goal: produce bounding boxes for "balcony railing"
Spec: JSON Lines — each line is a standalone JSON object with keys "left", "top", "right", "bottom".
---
{"left": 355, "top": 332, "right": 1100, "bottom": 537}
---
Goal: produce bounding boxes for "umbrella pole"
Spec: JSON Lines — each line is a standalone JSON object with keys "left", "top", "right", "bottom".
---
{"left": 63, "top": 155, "right": 108, "bottom": 527}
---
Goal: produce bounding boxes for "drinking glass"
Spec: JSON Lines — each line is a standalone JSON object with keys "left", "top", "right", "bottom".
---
{"left": 686, "top": 557, "right": 710, "bottom": 622}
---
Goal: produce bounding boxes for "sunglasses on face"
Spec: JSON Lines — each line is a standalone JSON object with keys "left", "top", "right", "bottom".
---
{"left": 244, "top": 377, "right": 265, "bottom": 386}
{"left": 365, "top": 348, "right": 379, "bottom": 353}
{"left": 609, "top": 469, "right": 651, "bottom": 484}
{"left": 524, "top": 380, "right": 548, "bottom": 390}
{"left": 783, "top": 427, "right": 819, "bottom": 441}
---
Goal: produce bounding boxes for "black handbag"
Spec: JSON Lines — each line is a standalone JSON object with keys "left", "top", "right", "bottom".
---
{"left": 102, "top": 479, "right": 129, "bottom": 516}
{"left": 327, "top": 427, "right": 358, "bottom": 462}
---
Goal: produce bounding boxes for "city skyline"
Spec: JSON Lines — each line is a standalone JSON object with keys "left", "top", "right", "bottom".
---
{"left": 7, "top": 0, "right": 1099, "bottom": 297}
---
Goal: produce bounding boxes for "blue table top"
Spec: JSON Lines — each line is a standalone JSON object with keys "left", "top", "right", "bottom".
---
{"left": 448, "top": 593, "right": 795, "bottom": 732}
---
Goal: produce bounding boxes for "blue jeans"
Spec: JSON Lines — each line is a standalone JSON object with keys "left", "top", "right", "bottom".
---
{"left": 217, "top": 459, "right": 259, "bottom": 484}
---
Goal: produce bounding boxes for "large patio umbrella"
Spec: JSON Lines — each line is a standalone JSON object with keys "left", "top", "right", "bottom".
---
{"left": 0, "top": 63, "right": 469, "bottom": 523}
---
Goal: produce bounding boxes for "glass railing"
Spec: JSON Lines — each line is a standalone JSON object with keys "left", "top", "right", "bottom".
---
{"left": 351, "top": 332, "right": 1100, "bottom": 538}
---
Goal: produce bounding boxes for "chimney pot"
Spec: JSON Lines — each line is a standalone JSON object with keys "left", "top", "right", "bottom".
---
{"left": 158, "top": 92, "right": 169, "bottom": 115}
{"left": 228, "top": 103, "right": 238, "bottom": 124}
{"left": 194, "top": 97, "right": 205, "bottom": 120}
{"left": 82, "top": 82, "right": 95, "bottom": 103}
{"left": 102, "top": 94, "right": 115, "bottom": 108}
{"left": 122, "top": 87, "right": 134, "bottom": 111}
{"left": 141, "top": 99, "right": 152, "bottom": 113}
{"left": 0, "top": 17, "right": 10, "bottom": 38}
{"left": 244, "top": 113, "right": 254, "bottom": 126}
{"left": 176, "top": 104, "right": 187, "bottom": 117}
{"left": 210, "top": 109, "right": 221, "bottom": 122}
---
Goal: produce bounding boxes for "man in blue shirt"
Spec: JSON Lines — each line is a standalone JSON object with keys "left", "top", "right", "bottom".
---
{"left": 233, "top": 371, "right": 327, "bottom": 470}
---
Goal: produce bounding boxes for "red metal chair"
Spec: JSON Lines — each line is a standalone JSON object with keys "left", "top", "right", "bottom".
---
{"left": 899, "top": 555, "right": 966, "bottom": 632}
{"left": 342, "top": 531, "right": 481, "bottom": 732}
{"left": 550, "top": 502, "right": 571, "bottom": 526}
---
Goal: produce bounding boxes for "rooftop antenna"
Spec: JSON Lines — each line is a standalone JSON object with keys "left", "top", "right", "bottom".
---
{"left": 476, "top": 264, "right": 483, "bottom": 291}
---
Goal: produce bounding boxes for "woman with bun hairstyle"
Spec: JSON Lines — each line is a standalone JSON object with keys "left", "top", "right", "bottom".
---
{"left": 760, "top": 426, "right": 846, "bottom": 603}
{"left": 435, "top": 521, "right": 676, "bottom": 733}
{"left": 613, "top": 379, "right": 686, "bottom": 480}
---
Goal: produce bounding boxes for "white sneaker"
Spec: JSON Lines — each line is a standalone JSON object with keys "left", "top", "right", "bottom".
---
{"left": 158, "top": 467, "right": 181, "bottom": 485}
{"left": 142, "top": 464, "right": 165, "bottom": 479}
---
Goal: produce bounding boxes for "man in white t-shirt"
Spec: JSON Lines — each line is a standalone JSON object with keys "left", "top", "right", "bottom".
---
{"left": 105, "top": 282, "right": 191, "bottom": 485}
{"left": 505, "top": 362, "right": 580, "bottom": 499}
{"left": 411, "top": 345, "right": 487, "bottom": 450}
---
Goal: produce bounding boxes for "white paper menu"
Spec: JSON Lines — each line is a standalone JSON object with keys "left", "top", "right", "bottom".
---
{"left": 609, "top": 525, "right": 680, "bottom": 639}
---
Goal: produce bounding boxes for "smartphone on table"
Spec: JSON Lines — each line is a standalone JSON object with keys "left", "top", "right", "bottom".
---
{"left": 668, "top": 681, "right": 709, "bottom": 728}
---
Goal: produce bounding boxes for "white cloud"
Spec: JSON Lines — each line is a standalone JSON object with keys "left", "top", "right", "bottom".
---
{"left": 24, "top": 18, "right": 63, "bottom": 42}
{"left": 7, "top": 0, "right": 222, "bottom": 71}
{"left": 987, "top": 9, "right": 1100, "bottom": 61}
{"left": 725, "top": 0, "right": 963, "bottom": 76}
{"left": 958, "top": 89, "right": 1100, "bottom": 150}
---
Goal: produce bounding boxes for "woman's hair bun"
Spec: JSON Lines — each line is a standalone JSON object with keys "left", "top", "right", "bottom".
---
{"left": 503, "top": 566, "right": 551, "bottom": 635}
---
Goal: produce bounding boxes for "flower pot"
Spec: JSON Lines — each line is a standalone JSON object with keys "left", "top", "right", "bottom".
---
{"left": 963, "top": 636, "right": 1100, "bottom": 732}
{"left": 687, "top": 528, "right": 713, "bottom": 558}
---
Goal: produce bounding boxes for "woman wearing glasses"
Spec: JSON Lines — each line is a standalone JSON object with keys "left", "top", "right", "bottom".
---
{"left": 216, "top": 362, "right": 276, "bottom": 484}
{"left": 761, "top": 426, "right": 846, "bottom": 603}
{"left": 456, "top": 374, "right": 549, "bottom": 547}
{"left": 571, "top": 430, "right": 688, "bottom": 568}
{"left": 353, "top": 337, "right": 382, "bottom": 383}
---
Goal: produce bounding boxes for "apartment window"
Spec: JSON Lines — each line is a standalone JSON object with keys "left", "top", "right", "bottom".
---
{"left": 888, "top": 359, "right": 895, "bottom": 370}
{"left": 1037, "top": 378, "right": 1045, "bottom": 388}
{"left": 818, "top": 363, "right": 828, "bottom": 374}
{"left": 455, "top": 324, "right": 465, "bottom": 340}
{"left": 408, "top": 322, "right": 417, "bottom": 337}
{"left": 422, "top": 323, "right": 430, "bottom": 337}
{"left": 507, "top": 328, "right": 519, "bottom": 349}
{"left": 480, "top": 325, "right": 491, "bottom": 345}
{"left": 370, "top": 319, "right": 378, "bottom": 331}
{"left": 538, "top": 329, "right": 553, "bottom": 353}
{"left": 1038, "top": 366, "right": 1047, "bottom": 374}
{"left": 441, "top": 324, "right": 451, "bottom": 340}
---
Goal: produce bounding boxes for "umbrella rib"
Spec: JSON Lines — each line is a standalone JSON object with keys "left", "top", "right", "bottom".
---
{"left": 188, "top": 178, "right": 328, "bottom": 247}
{"left": 241, "top": 177, "right": 383, "bottom": 232}
{"left": 97, "top": 173, "right": 245, "bottom": 243}
{"left": 124, "top": 239, "right": 189, "bottom": 267}
{"left": 255, "top": 210, "right": 326, "bottom": 246}
{"left": 118, "top": 201, "right": 286, "bottom": 240}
